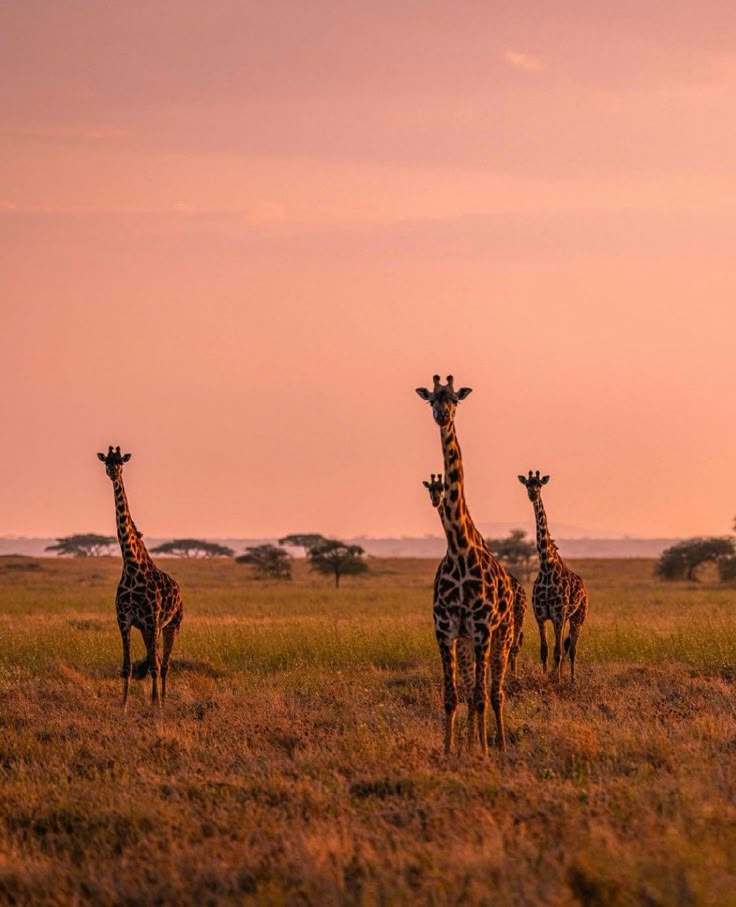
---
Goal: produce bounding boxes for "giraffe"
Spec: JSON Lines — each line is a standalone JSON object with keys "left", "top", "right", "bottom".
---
{"left": 97, "top": 446, "right": 183, "bottom": 708}
{"left": 416, "top": 376, "right": 515, "bottom": 753}
{"left": 423, "top": 473, "right": 527, "bottom": 677}
{"left": 518, "top": 470, "right": 588, "bottom": 682}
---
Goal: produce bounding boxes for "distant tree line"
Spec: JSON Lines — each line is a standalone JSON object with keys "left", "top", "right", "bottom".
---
{"left": 45, "top": 530, "right": 370, "bottom": 588}
{"left": 45, "top": 514, "right": 736, "bottom": 587}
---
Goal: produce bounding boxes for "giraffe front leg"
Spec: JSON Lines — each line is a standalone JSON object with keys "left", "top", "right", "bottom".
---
{"left": 552, "top": 620, "right": 564, "bottom": 681}
{"left": 437, "top": 636, "right": 459, "bottom": 755}
{"left": 119, "top": 623, "right": 132, "bottom": 710}
{"left": 471, "top": 629, "right": 491, "bottom": 757}
{"left": 456, "top": 637, "right": 476, "bottom": 751}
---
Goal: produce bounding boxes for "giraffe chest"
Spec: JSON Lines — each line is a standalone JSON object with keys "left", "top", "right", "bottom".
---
{"left": 433, "top": 548, "right": 503, "bottom": 615}
{"left": 116, "top": 567, "right": 181, "bottom": 628}
{"left": 533, "top": 567, "right": 572, "bottom": 613}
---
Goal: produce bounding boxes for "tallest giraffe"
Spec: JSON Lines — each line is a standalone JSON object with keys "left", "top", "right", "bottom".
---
{"left": 416, "top": 375, "right": 514, "bottom": 752}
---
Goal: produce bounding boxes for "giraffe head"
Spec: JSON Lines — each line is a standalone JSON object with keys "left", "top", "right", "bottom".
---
{"left": 518, "top": 469, "right": 550, "bottom": 502}
{"left": 415, "top": 374, "right": 472, "bottom": 427}
{"left": 97, "top": 445, "right": 132, "bottom": 480}
{"left": 422, "top": 473, "right": 445, "bottom": 508}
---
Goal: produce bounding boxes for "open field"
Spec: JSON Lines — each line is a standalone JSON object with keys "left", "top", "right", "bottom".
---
{"left": 0, "top": 556, "right": 735, "bottom": 906}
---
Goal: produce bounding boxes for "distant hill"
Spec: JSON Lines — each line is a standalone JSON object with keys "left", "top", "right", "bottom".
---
{"left": 0, "top": 535, "right": 680, "bottom": 559}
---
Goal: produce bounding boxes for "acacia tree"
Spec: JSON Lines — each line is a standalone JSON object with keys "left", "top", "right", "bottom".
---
{"left": 720, "top": 557, "right": 736, "bottom": 583}
{"left": 278, "top": 533, "right": 328, "bottom": 555}
{"left": 150, "top": 539, "right": 235, "bottom": 558}
{"left": 236, "top": 544, "right": 292, "bottom": 580}
{"left": 486, "top": 528, "right": 536, "bottom": 581}
{"left": 307, "top": 539, "right": 368, "bottom": 588}
{"left": 45, "top": 534, "right": 116, "bottom": 557}
{"left": 655, "top": 537, "right": 735, "bottom": 581}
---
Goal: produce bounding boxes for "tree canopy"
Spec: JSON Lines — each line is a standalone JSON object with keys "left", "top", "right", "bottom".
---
{"left": 486, "top": 528, "right": 536, "bottom": 581}
{"left": 719, "top": 556, "right": 736, "bottom": 583}
{"left": 278, "top": 533, "right": 328, "bottom": 554}
{"left": 150, "top": 539, "right": 235, "bottom": 558}
{"left": 236, "top": 544, "right": 292, "bottom": 580}
{"left": 655, "top": 537, "right": 735, "bottom": 581}
{"left": 45, "top": 534, "right": 116, "bottom": 557}
{"left": 307, "top": 539, "right": 368, "bottom": 588}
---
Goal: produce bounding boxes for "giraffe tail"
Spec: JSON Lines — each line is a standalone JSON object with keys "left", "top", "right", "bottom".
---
{"left": 132, "top": 656, "right": 150, "bottom": 679}
{"left": 564, "top": 635, "right": 571, "bottom": 654}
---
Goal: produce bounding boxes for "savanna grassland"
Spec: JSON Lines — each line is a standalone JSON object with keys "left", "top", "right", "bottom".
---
{"left": 0, "top": 556, "right": 735, "bottom": 907}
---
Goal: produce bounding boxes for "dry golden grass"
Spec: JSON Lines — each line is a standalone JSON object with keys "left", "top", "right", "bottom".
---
{"left": 0, "top": 556, "right": 734, "bottom": 906}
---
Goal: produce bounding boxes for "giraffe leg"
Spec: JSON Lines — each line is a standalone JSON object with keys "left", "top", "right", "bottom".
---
{"left": 537, "top": 619, "right": 548, "bottom": 674}
{"left": 552, "top": 620, "right": 564, "bottom": 681}
{"left": 456, "top": 638, "right": 476, "bottom": 751}
{"left": 490, "top": 618, "right": 512, "bottom": 751}
{"left": 143, "top": 625, "right": 161, "bottom": 707}
{"left": 437, "top": 636, "right": 459, "bottom": 755}
{"left": 567, "top": 609, "right": 585, "bottom": 684}
{"left": 119, "top": 624, "right": 132, "bottom": 710}
{"left": 471, "top": 630, "right": 491, "bottom": 756}
{"left": 509, "top": 627, "right": 525, "bottom": 678}
{"left": 160, "top": 624, "right": 177, "bottom": 704}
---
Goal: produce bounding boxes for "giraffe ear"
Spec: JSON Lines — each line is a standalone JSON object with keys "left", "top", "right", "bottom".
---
{"left": 415, "top": 388, "right": 431, "bottom": 401}
{"left": 456, "top": 387, "right": 472, "bottom": 400}
{"left": 517, "top": 475, "right": 527, "bottom": 485}
{"left": 122, "top": 453, "right": 132, "bottom": 463}
{"left": 541, "top": 475, "right": 550, "bottom": 484}
{"left": 422, "top": 481, "right": 430, "bottom": 488}
{"left": 97, "top": 453, "right": 106, "bottom": 461}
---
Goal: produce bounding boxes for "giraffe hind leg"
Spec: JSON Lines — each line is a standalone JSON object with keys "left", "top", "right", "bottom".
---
{"left": 490, "top": 619, "right": 512, "bottom": 751}
{"left": 119, "top": 624, "right": 132, "bottom": 710}
{"left": 537, "top": 619, "right": 548, "bottom": 674}
{"left": 567, "top": 608, "right": 586, "bottom": 684}
{"left": 160, "top": 623, "right": 178, "bottom": 704}
{"left": 142, "top": 626, "right": 162, "bottom": 707}
{"left": 552, "top": 620, "right": 564, "bottom": 681}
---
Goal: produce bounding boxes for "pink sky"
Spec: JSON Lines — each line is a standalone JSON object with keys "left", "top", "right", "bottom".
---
{"left": 2, "top": 1, "right": 735, "bottom": 540}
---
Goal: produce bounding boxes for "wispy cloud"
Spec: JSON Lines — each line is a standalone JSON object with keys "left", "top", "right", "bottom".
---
{"left": 504, "top": 50, "right": 543, "bottom": 72}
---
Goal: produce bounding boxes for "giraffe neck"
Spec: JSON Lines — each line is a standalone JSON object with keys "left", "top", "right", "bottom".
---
{"left": 112, "top": 476, "right": 152, "bottom": 567}
{"left": 533, "top": 496, "right": 559, "bottom": 567}
{"left": 439, "top": 422, "right": 484, "bottom": 553}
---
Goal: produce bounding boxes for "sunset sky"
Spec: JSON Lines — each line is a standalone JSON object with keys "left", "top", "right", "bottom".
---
{"left": 2, "top": 1, "right": 735, "bottom": 541}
